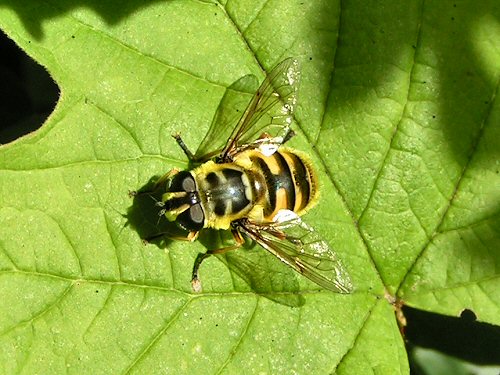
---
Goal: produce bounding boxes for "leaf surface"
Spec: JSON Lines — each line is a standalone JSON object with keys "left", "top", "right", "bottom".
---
{"left": 0, "top": 1, "right": 498, "bottom": 374}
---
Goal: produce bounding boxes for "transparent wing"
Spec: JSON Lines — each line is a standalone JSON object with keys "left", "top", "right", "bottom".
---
{"left": 222, "top": 247, "right": 305, "bottom": 307}
{"left": 221, "top": 58, "right": 301, "bottom": 160}
{"left": 239, "top": 210, "right": 353, "bottom": 293}
{"left": 194, "top": 58, "right": 301, "bottom": 162}
{"left": 194, "top": 74, "right": 259, "bottom": 161}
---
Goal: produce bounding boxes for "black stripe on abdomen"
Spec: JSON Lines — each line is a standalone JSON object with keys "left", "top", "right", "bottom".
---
{"left": 273, "top": 152, "right": 295, "bottom": 211}
{"left": 288, "top": 152, "right": 311, "bottom": 211}
{"left": 252, "top": 152, "right": 295, "bottom": 216}
{"left": 253, "top": 157, "right": 276, "bottom": 216}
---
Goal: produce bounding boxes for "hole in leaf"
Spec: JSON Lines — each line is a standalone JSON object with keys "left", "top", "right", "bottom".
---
{"left": 0, "top": 30, "right": 59, "bottom": 144}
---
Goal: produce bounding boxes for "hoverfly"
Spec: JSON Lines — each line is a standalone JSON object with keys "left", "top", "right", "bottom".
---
{"left": 153, "top": 58, "right": 352, "bottom": 293}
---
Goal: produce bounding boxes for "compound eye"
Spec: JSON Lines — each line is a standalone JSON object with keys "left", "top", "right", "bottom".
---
{"left": 170, "top": 171, "right": 196, "bottom": 192}
{"left": 189, "top": 204, "right": 204, "bottom": 224}
{"left": 177, "top": 203, "right": 205, "bottom": 231}
{"left": 182, "top": 176, "right": 196, "bottom": 192}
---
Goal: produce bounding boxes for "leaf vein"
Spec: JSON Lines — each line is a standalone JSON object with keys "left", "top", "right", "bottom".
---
{"left": 230, "top": 0, "right": 270, "bottom": 35}
{"left": 47, "top": 3, "right": 236, "bottom": 90}
{"left": 0, "top": 268, "right": 331, "bottom": 297}
{"left": 103, "top": 211, "right": 124, "bottom": 281}
{"left": 330, "top": 297, "right": 378, "bottom": 372}
{"left": 0, "top": 154, "right": 184, "bottom": 173}
{"left": 44, "top": 212, "right": 84, "bottom": 275}
{"left": 81, "top": 285, "right": 114, "bottom": 345}
{"left": 358, "top": 0, "right": 425, "bottom": 224}
{"left": 214, "top": 296, "right": 259, "bottom": 374}
{"left": 0, "top": 282, "right": 73, "bottom": 338}
{"left": 0, "top": 242, "right": 19, "bottom": 271}
{"left": 122, "top": 299, "right": 192, "bottom": 374}
{"left": 298, "top": 2, "right": 388, "bottom": 291}
{"left": 396, "top": 70, "right": 500, "bottom": 294}
{"left": 421, "top": 273, "right": 499, "bottom": 295}
{"left": 314, "top": 0, "right": 342, "bottom": 144}
{"left": 87, "top": 99, "right": 144, "bottom": 155}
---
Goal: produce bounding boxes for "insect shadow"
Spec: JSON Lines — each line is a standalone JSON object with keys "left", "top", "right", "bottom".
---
{"left": 126, "top": 176, "right": 178, "bottom": 248}
{"left": 126, "top": 177, "right": 304, "bottom": 307}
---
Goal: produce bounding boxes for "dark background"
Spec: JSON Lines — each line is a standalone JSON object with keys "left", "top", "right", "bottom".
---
{"left": 0, "top": 30, "right": 58, "bottom": 144}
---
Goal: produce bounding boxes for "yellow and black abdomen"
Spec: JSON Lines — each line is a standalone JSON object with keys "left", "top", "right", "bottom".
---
{"left": 241, "top": 148, "right": 319, "bottom": 222}
{"left": 193, "top": 148, "right": 319, "bottom": 230}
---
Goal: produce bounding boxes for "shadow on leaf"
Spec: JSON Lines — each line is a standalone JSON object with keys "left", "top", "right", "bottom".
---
{"left": 125, "top": 176, "right": 178, "bottom": 249}
{"left": 0, "top": 0, "right": 168, "bottom": 40}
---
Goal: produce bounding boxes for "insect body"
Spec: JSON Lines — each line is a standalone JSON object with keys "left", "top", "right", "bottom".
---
{"left": 155, "top": 58, "right": 352, "bottom": 293}
{"left": 170, "top": 148, "right": 318, "bottom": 231}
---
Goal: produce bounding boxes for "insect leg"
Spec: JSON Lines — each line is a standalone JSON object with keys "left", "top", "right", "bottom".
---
{"left": 129, "top": 168, "right": 180, "bottom": 197}
{"left": 172, "top": 133, "right": 196, "bottom": 161}
{"left": 191, "top": 229, "right": 245, "bottom": 292}
{"left": 142, "top": 232, "right": 166, "bottom": 244}
{"left": 282, "top": 129, "right": 296, "bottom": 144}
{"left": 143, "top": 230, "right": 198, "bottom": 244}
{"left": 152, "top": 168, "right": 180, "bottom": 190}
{"left": 257, "top": 132, "right": 272, "bottom": 140}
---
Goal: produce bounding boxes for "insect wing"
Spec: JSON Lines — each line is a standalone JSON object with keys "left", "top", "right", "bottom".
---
{"left": 218, "top": 57, "right": 300, "bottom": 160}
{"left": 194, "top": 74, "right": 259, "bottom": 161}
{"left": 222, "top": 247, "right": 305, "bottom": 307}
{"left": 240, "top": 211, "right": 353, "bottom": 293}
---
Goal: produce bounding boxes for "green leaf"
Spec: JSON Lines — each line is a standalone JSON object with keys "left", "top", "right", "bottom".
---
{"left": 0, "top": 1, "right": 499, "bottom": 374}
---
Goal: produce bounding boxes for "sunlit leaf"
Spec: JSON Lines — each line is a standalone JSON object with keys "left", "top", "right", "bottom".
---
{"left": 0, "top": 1, "right": 498, "bottom": 373}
